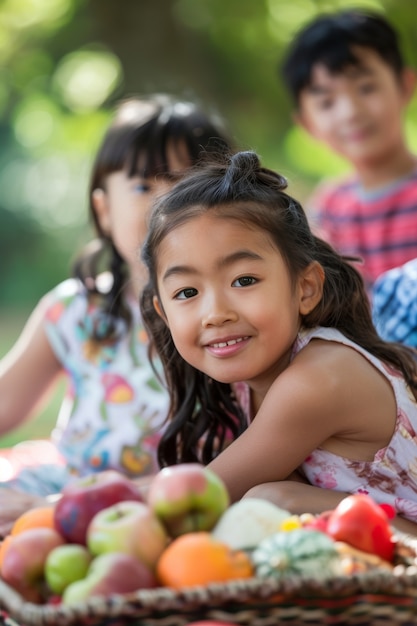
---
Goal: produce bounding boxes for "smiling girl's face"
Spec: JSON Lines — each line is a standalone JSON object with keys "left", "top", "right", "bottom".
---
{"left": 154, "top": 211, "right": 322, "bottom": 397}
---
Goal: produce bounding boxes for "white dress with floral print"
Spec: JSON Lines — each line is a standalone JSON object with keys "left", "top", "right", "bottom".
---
{"left": 234, "top": 326, "right": 417, "bottom": 523}
{"left": 296, "top": 327, "right": 417, "bottom": 523}
{"left": 42, "top": 278, "right": 168, "bottom": 479}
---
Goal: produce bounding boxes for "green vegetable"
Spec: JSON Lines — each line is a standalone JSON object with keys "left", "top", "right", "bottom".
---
{"left": 252, "top": 529, "right": 341, "bottom": 579}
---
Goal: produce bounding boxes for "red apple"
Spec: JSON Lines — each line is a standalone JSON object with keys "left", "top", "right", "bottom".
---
{"left": 147, "top": 464, "right": 230, "bottom": 538}
{"left": 87, "top": 500, "right": 168, "bottom": 570}
{"left": 62, "top": 552, "right": 157, "bottom": 604}
{"left": 325, "top": 494, "right": 395, "bottom": 561}
{"left": 54, "top": 470, "right": 144, "bottom": 545}
{"left": 1, "top": 527, "right": 65, "bottom": 602}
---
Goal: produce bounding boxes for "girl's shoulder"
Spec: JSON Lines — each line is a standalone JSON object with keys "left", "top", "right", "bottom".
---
{"left": 292, "top": 326, "right": 350, "bottom": 353}
{"left": 41, "top": 278, "right": 89, "bottom": 320}
{"left": 292, "top": 327, "right": 384, "bottom": 372}
{"left": 44, "top": 277, "right": 86, "bottom": 300}
{"left": 292, "top": 327, "right": 408, "bottom": 394}
{"left": 43, "top": 272, "right": 114, "bottom": 306}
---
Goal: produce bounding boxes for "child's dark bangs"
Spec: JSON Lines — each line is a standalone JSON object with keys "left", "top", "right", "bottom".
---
{"left": 127, "top": 126, "right": 171, "bottom": 180}
{"left": 314, "top": 39, "right": 361, "bottom": 76}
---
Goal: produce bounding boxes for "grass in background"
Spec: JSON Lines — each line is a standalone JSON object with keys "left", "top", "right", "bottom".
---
{"left": 0, "top": 309, "right": 65, "bottom": 448}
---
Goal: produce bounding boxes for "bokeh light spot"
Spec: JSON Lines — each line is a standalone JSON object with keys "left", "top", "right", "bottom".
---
{"left": 53, "top": 49, "right": 122, "bottom": 112}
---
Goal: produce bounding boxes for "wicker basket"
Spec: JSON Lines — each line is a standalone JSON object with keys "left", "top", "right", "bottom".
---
{"left": 1, "top": 535, "right": 417, "bottom": 626}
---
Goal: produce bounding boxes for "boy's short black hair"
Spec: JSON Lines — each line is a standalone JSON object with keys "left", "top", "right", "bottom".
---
{"left": 281, "top": 9, "right": 405, "bottom": 106}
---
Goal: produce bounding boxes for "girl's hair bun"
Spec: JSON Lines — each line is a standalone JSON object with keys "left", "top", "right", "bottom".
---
{"left": 223, "top": 151, "right": 261, "bottom": 190}
{"left": 225, "top": 150, "right": 287, "bottom": 192}
{"left": 229, "top": 150, "right": 260, "bottom": 171}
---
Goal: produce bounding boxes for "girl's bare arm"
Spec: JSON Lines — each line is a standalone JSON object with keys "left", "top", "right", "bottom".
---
{"left": 209, "top": 340, "right": 397, "bottom": 503}
{"left": 244, "top": 480, "right": 417, "bottom": 537}
{"left": 0, "top": 299, "right": 62, "bottom": 435}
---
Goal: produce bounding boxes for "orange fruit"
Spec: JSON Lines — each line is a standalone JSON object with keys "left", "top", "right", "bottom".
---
{"left": 157, "top": 531, "right": 254, "bottom": 589}
{"left": 0, "top": 535, "right": 13, "bottom": 571}
{"left": 11, "top": 506, "right": 56, "bottom": 536}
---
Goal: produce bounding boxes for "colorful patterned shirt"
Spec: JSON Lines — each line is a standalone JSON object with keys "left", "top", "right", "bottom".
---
{"left": 309, "top": 168, "right": 417, "bottom": 292}
{"left": 42, "top": 278, "right": 168, "bottom": 478}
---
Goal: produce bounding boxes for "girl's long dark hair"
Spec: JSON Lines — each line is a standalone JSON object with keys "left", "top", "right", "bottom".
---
{"left": 141, "top": 150, "right": 417, "bottom": 467}
{"left": 72, "top": 94, "right": 233, "bottom": 341}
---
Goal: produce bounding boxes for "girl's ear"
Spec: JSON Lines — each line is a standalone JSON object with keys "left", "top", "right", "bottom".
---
{"left": 402, "top": 67, "right": 417, "bottom": 103}
{"left": 92, "top": 188, "right": 111, "bottom": 235}
{"left": 153, "top": 295, "right": 168, "bottom": 324}
{"left": 298, "top": 261, "right": 325, "bottom": 315}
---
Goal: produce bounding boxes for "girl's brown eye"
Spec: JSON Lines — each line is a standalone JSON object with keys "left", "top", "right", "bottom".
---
{"left": 233, "top": 276, "right": 256, "bottom": 287}
{"left": 175, "top": 287, "right": 198, "bottom": 300}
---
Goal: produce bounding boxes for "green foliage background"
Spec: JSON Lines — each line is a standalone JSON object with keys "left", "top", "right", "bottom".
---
{"left": 1, "top": 0, "right": 416, "bottom": 443}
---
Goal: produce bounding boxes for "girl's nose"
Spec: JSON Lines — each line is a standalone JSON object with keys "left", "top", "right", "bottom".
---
{"left": 201, "top": 298, "right": 238, "bottom": 327}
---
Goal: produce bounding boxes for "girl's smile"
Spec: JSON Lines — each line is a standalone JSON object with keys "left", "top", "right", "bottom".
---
{"left": 155, "top": 212, "right": 312, "bottom": 396}
{"left": 204, "top": 334, "right": 251, "bottom": 360}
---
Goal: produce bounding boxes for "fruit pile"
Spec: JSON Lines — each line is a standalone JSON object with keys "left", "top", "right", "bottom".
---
{"left": 0, "top": 464, "right": 400, "bottom": 607}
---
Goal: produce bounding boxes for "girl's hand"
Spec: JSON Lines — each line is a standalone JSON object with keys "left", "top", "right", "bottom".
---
{"left": 243, "top": 480, "right": 348, "bottom": 516}
{"left": 243, "top": 481, "right": 417, "bottom": 538}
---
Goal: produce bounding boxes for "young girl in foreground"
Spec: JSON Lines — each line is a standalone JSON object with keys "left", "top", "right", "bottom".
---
{"left": 141, "top": 150, "right": 417, "bottom": 535}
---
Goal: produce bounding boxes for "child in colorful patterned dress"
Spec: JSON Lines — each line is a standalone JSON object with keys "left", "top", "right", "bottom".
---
{"left": 0, "top": 94, "right": 232, "bottom": 497}
{"left": 140, "top": 150, "right": 417, "bottom": 536}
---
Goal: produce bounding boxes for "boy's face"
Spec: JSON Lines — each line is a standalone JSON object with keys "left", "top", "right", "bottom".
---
{"left": 296, "top": 46, "right": 415, "bottom": 168}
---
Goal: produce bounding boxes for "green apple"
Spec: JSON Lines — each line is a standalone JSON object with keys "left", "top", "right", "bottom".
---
{"left": 45, "top": 544, "right": 92, "bottom": 595}
{"left": 147, "top": 463, "right": 230, "bottom": 538}
{"left": 62, "top": 552, "right": 157, "bottom": 604}
{"left": 87, "top": 500, "right": 168, "bottom": 570}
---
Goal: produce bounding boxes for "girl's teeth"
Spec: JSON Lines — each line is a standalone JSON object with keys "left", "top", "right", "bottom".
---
{"left": 213, "top": 338, "right": 243, "bottom": 348}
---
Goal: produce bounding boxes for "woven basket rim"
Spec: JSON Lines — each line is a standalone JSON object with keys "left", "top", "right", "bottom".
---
{"left": 1, "top": 534, "right": 417, "bottom": 626}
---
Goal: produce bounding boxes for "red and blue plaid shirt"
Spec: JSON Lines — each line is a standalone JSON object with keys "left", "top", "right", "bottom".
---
{"left": 372, "top": 258, "right": 417, "bottom": 350}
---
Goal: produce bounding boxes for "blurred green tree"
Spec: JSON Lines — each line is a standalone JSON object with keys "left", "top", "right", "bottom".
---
{"left": 0, "top": 0, "right": 416, "bottom": 309}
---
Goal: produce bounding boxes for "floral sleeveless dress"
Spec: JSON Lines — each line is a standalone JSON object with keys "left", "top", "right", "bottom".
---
{"left": 234, "top": 326, "right": 417, "bottom": 523}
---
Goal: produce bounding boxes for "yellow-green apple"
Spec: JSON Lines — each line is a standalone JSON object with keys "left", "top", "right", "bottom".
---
{"left": 45, "top": 544, "right": 92, "bottom": 595}
{"left": 0, "top": 528, "right": 65, "bottom": 602}
{"left": 62, "top": 552, "right": 157, "bottom": 605}
{"left": 87, "top": 500, "right": 168, "bottom": 569}
{"left": 212, "top": 498, "right": 291, "bottom": 549}
{"left": 147, "top": 463, "right": 230, "bottom": 538}
{"left": 54, "top": 470, "right": 144, "bottom": 545}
